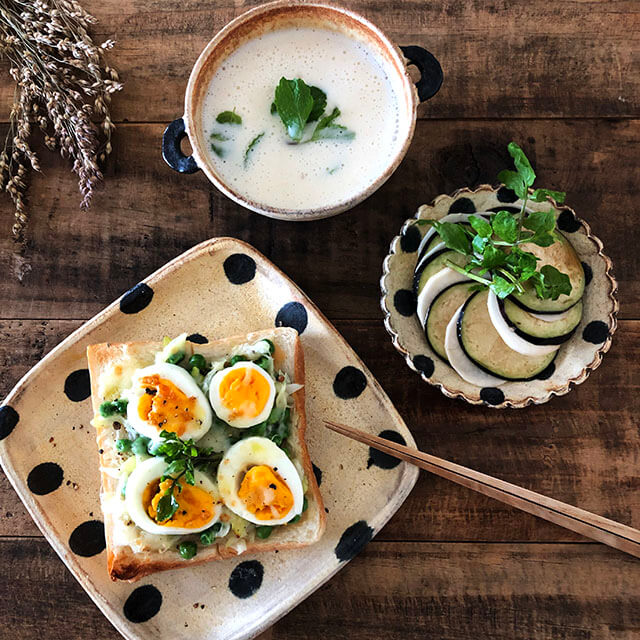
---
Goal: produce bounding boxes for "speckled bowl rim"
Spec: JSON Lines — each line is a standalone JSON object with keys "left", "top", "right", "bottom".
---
{"left": 182, "top": 0, "right": 419, "bottom": 221}
{"left": 380, "top": 184, "right": 619, "bottom": 409}
{"left": 1, "top": 237, "right": 419, "bottom": 640}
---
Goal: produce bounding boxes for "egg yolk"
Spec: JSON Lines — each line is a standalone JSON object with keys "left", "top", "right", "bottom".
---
{"left": 219, "top": 367, "right": 272, "bottom": 420}
{"left": 143, "top": 478, "right": 215, "bottom": 529}
{"left": 238, "top": 465, "right": 294, "bottom": 520}
{"left": 138, "top": 374, "right": 198, "bottom": 437}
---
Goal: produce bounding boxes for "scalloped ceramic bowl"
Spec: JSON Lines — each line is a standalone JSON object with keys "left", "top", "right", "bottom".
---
{"left": 380, "top": 185, "right": 618, "bottom": 409}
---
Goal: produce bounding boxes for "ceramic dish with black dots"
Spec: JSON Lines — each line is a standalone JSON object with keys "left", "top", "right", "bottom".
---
{"left": 381, "top": 185, "right": 618, "bottom": 409}
{"left": 0, "top": 237, "right": 417, "bottom": 640}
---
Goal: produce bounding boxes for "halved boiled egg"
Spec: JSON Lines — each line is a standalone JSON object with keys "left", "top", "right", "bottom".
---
{"left": 125, "top": 363, "right": 212, "bottom": 441}
{"left": 209, "top": 361, "right": 276, "bottom": 428}
{"left": 125, "top": 456, "right": 221, "bottom": 535}
{"left": 217, "top": 436, "right": 304, "bottom": 526}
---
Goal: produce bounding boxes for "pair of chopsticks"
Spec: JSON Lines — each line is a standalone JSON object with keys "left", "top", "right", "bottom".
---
{"left": 324, "top": 420, "right": 640, "bottom": 559}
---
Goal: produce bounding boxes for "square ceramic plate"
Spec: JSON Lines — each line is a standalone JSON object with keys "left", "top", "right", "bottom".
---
{"left": 0, "top": 237, "right": 418, "bottom": 640}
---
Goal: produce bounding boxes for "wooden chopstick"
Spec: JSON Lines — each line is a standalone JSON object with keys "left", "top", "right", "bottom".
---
{"left": 324, "top": 419, "right": 640, "bottom": 559}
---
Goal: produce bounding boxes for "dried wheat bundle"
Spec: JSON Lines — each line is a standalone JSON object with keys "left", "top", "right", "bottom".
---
{"left": 0, "top": 0, "right": 122, "bottom": 240}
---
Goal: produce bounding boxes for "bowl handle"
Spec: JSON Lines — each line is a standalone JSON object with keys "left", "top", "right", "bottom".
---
{"left": 400, "top": 46, "right": 443, "bottom": 102}
{"left": 162, "top": 117, "right": 200, "bottom": 174}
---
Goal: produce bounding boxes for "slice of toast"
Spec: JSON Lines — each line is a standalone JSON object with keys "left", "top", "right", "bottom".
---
{"left": 87, "top": 327, "right": 325, "bottom": 582}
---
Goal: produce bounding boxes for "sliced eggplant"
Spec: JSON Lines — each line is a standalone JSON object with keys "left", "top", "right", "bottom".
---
{"left": 510, "top": 231, "right": 585, "bottom": 313}
{"left": 417, "top": 267, "right": 472, "bottom": 327}
{"left": 426, "top": 282, "right": 477, "bottom": 361}
{"left": 503, "top": 297, "right": 583, "bottom": 342}
{"left": 413, "top": 247, "right": 468, "bottom": 297}
{"left": 459, "top": 290, "right": 556, "bottom": 380}
{"left": 416, "top": 213, "right": 490, "bottom": 262}
{"left": 486, "top": 290, "right": 560, "bottom": 356}
{"left": 444, "top": 302, "right": 505, "bottom": 387}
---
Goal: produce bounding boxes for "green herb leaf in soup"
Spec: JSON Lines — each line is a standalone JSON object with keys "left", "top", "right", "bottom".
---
{"left": 216, "top": 109, "right": 242, "bottom": 125}
{"left": 309, "top": 107, "right": 355, "bottom": 142}
{"left": 244, "top": 132, "right": 264, "bottom": 166}
{"left": 308, "top": 86, "right": 327, "bottom": 122}
{"left": 274, "top": 77, "right": 314, "bottom": 143}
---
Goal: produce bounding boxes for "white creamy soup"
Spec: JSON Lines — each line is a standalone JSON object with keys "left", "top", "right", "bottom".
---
{"left": 200, "top": 26, "right": 406, "bottom": 212}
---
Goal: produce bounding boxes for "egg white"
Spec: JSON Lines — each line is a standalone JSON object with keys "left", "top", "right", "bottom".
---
{"left": 125, "top": 362, "right": 212, "bottom": 442}
{"left": 217, "top": 436, "right": 304, "bottom": 525}
{"left": 209, "top": 361, "right": 276, "bottom": 428}
{"left": 125, "top": 456, "right": 221, "bottom": 535}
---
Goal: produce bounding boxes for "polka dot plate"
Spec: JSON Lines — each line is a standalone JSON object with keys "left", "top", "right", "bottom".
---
{"left": 381, "top": 185, "right": 618, "bottom": 408}
{"left": 0, "top": 237, "right": 418, "bottom": 639}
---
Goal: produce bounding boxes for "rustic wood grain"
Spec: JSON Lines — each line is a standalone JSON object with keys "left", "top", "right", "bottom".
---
{"left": 2, "top": 538, "right": 639, "bottom": 640}
{"left": 0, "top": 0, "right": 637, "bottom": 122}
{"left": 1, "top": 319, "right": 636, "bottom": 544}
{"left": 0, "top": 119, "right": 637, "bottom": 320}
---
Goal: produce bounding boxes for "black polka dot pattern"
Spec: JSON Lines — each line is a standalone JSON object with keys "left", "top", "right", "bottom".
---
{"left": 0, "top": 405, "right": 18, "bottom": 441}
{"left": 488, "top": 206, "right": 520, "bottom": 214}
{"left": 583, "top": 321, "right": 609, "bottom": 344}
{"left": 124, "top": 585, "right": 162, "bottom": 623}
{"left": 367, "top": 430, "right": 406, "bottom": 469}
{"left": 535, "top": 362, "right": 556, "bottom": 380}
{"left": 393, "top": 289, "right": 416, "bottom": 317}
{"left": 497, "top": 187, "right": 518, "bottom": 203}
{"left": 413, "top": 355, "right": 435, "bottom": 377}
{"left": 333, "top": 366, "right": 367, "bottom": 399}
{"left": 335, "top": 521, "right": 373, "bottom": 562}
{"left": 448, "top": 197, "right": 476, "bottom": 214}
{"left": 223, "top": 253, "right": 256, "bottom": 285}
{"left": 581, "top": 262, "right": 593, "bottom": 286}
{"left": 69, "top": 520, "right": 106, "bottom": 557}
{"left": 400, "top": 225, "right": 421, "bottom": 253}
{"left": 480, "top": 387, "right": 505, "bottom": 406}
{"left": 229, "top": 560, "right": 264, "bottom": 599}
{"left": 275, "top": 301, "right": 308, "bottom": 335}
{"left": 557, "top": 210, "right": 581, "bottom": 233}
{"left": 27, "top": 462, "right": 63, "bottom": 495}
{"left": 120, "top": 283, "right": 154, "bottom": 314}
{"left": 312, "top": 463, "right": 322, "bottom": 486}
{"left": 64, "top": 369, "right": 91, "bottom": 402}
{"left": 186, "top": 333, "right": 208, "bottom": 344}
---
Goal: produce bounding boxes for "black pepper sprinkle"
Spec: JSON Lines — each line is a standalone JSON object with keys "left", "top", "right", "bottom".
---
{"left": 98, "top": 449, "right": 104, "bottom": 454}
{"left": 269, "top": 483, "right": 276, "bottom": 490}
{"left": 113, "top": 422, "right": 121, "bottom": 430}
{"left": 145, "top": 388, "right": 157, "bottom": 395}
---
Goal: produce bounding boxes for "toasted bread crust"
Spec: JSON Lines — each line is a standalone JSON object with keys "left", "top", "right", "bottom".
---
{"left": 87, "top": 328, "right": 325, "bottom": 582}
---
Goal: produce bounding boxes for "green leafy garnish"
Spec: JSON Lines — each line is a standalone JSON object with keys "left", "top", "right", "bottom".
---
{"left": 428, "top": 142, "right": 570, "bottom": 301}
{"left": 200, "top": 523, "right": 222, "bottom": 545}
{"left": 210, "top": 132, "right": 229, "bottom": 141}
{"left": 166, "top": 350, "right": 185, "bottom": 365}
{"left": 216, "top": 109, "right": 242, "bottom": 125}
{"left": 99, "top": 398, "right": 128, "bottom": 417}
{"left": 152, "top": 431, "right": 223, "bottom": 522}
{"left": 210, "top": 143, "right": 225, "bottom": 158}
{"left": 244, "top": 132, "right": 264, "bottom": 166}
{"left": 309, "top": 107, "right": 355, "bottom": 142}
{"left": 255, "top": 525, "right": 272, "bottom": 539}
{"left": 273, "top": 78, "right": 354, "bottom": 144}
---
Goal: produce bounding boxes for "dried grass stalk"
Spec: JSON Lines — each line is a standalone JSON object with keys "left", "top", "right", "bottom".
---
{"left": 0, "top": 0, "right": 122, "bottom": 241}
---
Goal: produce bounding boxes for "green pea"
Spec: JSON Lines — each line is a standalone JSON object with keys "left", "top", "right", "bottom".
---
{"left": 132, "top": 436, "right": 151, "bottom": 456}
{"left": 229, "top": 355, "right": 248, "bottom": 366}
{"left": 255, "top": 356, "right": 270, "bottom": 371}
{"left": 116, "top": 438, "right": 132, "bottom": 453}
{"left": 263, "top": 339, "right": 275, "bottom": 355}
{"left": 166, "top": 351, "right": 185, "bottom": 365}
{"left": 188, "top": 354, "right": 207, "bottom": 371}
{"left": 113, "top": 398, "right": 128, "bottom": 414}
{"left": 178, "top": 541, "right": 197, "bottom": 559}
{"left": 255, "top": 526, "right": 272, "bottom": 539}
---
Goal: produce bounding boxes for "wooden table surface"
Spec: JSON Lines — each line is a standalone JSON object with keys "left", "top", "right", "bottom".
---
{"left": 1, "top": 1, "right": 639, "bottom": 638}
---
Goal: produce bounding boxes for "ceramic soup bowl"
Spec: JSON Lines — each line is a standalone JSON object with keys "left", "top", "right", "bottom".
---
{"left": 162, "top": 1, "right": 443, "bottom": 221}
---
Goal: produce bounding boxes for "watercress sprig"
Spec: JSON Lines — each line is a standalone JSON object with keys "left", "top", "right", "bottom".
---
{"left": 152, "top": 430, "right": 223, "bottom": 522}
{"left": 423, "top": 142, "right": 572, "bottom": 301}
